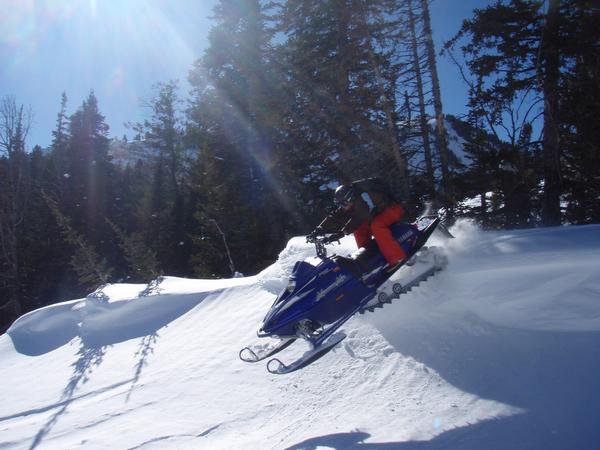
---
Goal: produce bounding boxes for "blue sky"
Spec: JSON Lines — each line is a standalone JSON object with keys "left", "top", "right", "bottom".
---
{"left": 0, "top": 0, "right": 492, "bottom": 149}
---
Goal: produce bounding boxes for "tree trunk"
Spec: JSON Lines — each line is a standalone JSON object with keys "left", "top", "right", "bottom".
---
{"left": 407, "top": 0, "right": 436, "bottom": 199}
{"left": 541, "top": 0, "right": 562, "bottom": 226}
{"left": 0, "top": 99, "right": 29, "bottom": 323}
{"left": 356, "top": 1, "right": 410, "bottom": 202}
{"left": 367, "top": 51, "right": 411, "bottom": 202}
{"left": 335, "top": 1, "right": 354, "bottom": 169}
{"left": 8, "top": 230, "right": 22, "bottom": 318}
{"left": 480, "top": 191, "right": 487, "bottom": 224}
{"left": 420, "top": 0, "right": 452, "bottom": 216}
{"left": 0, "top": 210, "right": 22, "bottom": 321}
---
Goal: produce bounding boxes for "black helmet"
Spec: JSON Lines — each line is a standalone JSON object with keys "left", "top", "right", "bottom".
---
{"left": 334, "top": 184, "right": 355, "bottom": 206}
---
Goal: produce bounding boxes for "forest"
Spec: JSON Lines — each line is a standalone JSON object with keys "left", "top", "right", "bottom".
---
{"left": 1, "top": 0, "right": 598, "bottom": 332}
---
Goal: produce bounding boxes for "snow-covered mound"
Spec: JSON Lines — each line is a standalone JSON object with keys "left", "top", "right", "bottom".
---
{"left": 1, "top": 223, "right": 600, "bottom": 449}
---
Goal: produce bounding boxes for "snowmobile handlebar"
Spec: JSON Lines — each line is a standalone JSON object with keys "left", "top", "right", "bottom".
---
{"left": 306, "top": 230, "right": 344, "bottom": 244}
{"left": 306, "top": 230, "right": 344, "bottom": 258}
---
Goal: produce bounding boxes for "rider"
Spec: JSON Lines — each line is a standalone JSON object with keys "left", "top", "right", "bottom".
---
{"left": 315, "top": 177, "right": 407, "bottom": 271}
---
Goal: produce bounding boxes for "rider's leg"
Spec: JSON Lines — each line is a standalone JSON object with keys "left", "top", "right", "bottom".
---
{"left": 353, "top": 219, "right": 371, "bottom": 249}
{"left": 371, "top": 204, "right": 406, "bottom": 266}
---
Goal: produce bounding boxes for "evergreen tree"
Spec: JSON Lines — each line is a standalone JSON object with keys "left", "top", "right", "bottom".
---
{"left": 0, "top": 96, "right": 32, "bottom": 326}
{"left": 559, "top": 0, "right": 600, "bottom": 223}
{"left": 49, "top": 92, "right": 70, "bottom": 183}
{"left": 20, "top": 146, "right": 58, "bottom": 310}
{"left": 444, "top": 0, "right": 598, "bottom": 226}
{"left": 106, "top": 219, "right": 161, "bottom": 282}
{"left": 273, "top": 0, "right": 409, "bottom": 210}
{"left": 43, "top": 192, "right": 113, "bottom": 290}
{"left": 539, "top": 0, "right": 561, "bottom": 226}
{"left": 188, "top": 0, "right": 287, "bottom": 274}
{"left": 188, "top": 145, "right": 249, "bottom": 277}
{"left": 64, "top": 91, "right": 115, "bottom": 247}
{"left": 31, "top": 94, "right": 80, "bottom": 307}
{"left": 113, "top": 161, "right": 146, "bottom": 233}
{"left": 420, "top": 0, "right": 452, "bottom": 214}
{"left": 404, "top": 0, "right": 436, "bottom": 201}
{"left": 135, "top": 81, "right": 188, "bottom": 275}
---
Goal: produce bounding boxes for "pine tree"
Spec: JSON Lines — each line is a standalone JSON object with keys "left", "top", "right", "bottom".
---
{"left": 188, "top": 145, "right": 246, "bottom": 277}
{"left": 106, "top": 219, "right": 161, "bottom": 282}
{"left": 273, "top": 0, "right": 412, "bottom": 211}
{"left": 559, "top": 0, "right": 600, "bottom": 223}
{"left": 420, "top": 0, "right": 452, "bottom": 214}
{"left": 188, "top": 0, "right": 289, "bottom": 274}
{"left": 43, "top": 192, "right": 113, "bottom": 290}
{"left": 0, "top": 96, "right": 32, "bottom": 324}
{"left": 19, "top": 147, "right": 50, "bottom": 309}
{"left": 405, "top": 0, "right": 436, "bottom": 200}
{"left": 355, "top": 0, "right": 411, "bottom": 203}
{"left": 64, "top": 91, "right": 114, "bottom": 248}
{"left": 444, "top": 0, "right": 593, "bottom": 226}
{"left": 539, "top": 0, "right": 561, "bottom": 225}
{"left": 134, "top": 81, "right": 188, "bottom": 275}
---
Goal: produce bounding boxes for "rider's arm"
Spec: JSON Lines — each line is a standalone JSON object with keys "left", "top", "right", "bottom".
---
{"left": 352, "top": 178, "right": 396, "bottom": 214}
{"left": 316, "top": 208, "right": 351, "bottom": 234}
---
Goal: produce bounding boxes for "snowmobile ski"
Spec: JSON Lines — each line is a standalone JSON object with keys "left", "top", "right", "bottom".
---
{"left": 266, "top": 333, "right": 346, "bottom": 375}
{"left": 239, "top": 338, "right": 297, "bottom": 363}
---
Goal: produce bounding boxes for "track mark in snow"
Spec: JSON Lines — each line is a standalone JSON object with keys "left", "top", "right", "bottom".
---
{"left": 73, "top": 402, "right": 156, "bottom": 431}
{"left": 342, "top": 326, "right": 394, "bottom": 362}
{"left": 128, "top": 423, "right": 221, "bottom": 449}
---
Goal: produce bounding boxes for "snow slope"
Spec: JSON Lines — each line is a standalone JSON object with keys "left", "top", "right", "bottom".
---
{"left": 2, "top": 223, "right": 600, "bottom": 449}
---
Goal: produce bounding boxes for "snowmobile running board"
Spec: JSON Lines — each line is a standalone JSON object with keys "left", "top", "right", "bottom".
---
{"left": 266, "top": 333, "right": 346, "bottom": 375}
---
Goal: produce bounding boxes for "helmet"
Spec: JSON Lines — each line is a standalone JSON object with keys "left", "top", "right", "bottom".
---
{"left": 334, "top": 184, "right": 355, "bottom": 206}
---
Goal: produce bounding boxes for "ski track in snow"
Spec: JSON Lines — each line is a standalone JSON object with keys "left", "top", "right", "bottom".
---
{"left": 1, "top": 222, "right": 600, "bottom": 449}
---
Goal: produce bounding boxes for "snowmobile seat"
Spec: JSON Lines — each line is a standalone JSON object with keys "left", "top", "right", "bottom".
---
{"left": 334, "top": 239, "right": 381, "bottom": 279}
{"left": 353, "top": 239, "right": 380, "bottom": 264}
{"left": 335, "top": 221, "right": 414, "bottom": 279}
{"left": 334, "top": 255, "right": 364, "bottom": 278}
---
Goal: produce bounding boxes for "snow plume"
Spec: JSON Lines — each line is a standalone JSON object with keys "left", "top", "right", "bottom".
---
{"left": 445, "top": 218, "right": 483, "bottom": 253}
{"left": 2, "top": 225, "right": 600, "bottom": 449}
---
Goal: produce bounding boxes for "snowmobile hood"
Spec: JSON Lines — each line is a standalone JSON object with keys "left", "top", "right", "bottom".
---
{"left": 259, "top": 260, "right": 323, "bottom": 336}
{"left": 259, "top": 257, "right": 353, "bottom": 337}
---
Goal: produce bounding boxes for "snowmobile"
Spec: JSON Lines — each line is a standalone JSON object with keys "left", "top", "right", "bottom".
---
{"left": 239, "top": 215, "right": 448, "bottom": 374}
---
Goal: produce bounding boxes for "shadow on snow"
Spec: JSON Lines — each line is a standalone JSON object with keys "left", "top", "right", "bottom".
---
{"left": 6, "top": 285, "right": 223, "bottom": 449}
{"left": 367, "top": 310, "right": 600, "bottom": 450}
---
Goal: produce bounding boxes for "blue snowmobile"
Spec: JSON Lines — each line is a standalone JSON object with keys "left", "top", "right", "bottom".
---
{"left": 240, "top": 215, "right": 447, "bottom": 374}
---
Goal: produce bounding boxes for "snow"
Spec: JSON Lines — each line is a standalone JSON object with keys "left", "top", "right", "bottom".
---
{"left": 429, "top": 117, "right": 468, "bottom": 165}
{"left": 2, "top": 222, "right": 600, "bottom": 449}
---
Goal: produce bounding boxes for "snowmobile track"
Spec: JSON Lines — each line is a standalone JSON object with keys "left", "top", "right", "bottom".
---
{"left": 358, "top": 263, "right": 444, "bottom": 315}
